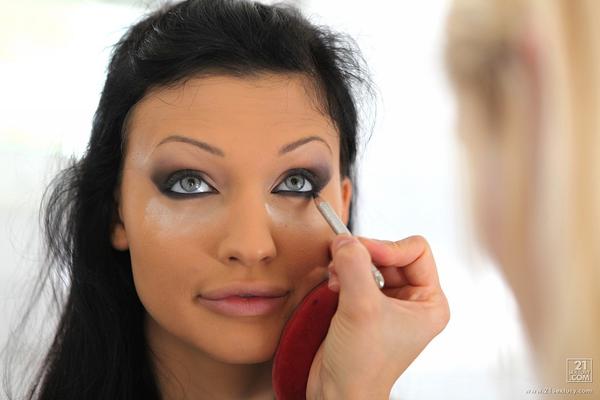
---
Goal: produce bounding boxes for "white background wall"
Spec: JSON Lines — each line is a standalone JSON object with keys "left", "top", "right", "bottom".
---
{"left": 0, "top": 0, "right": 535, "bottom": 398}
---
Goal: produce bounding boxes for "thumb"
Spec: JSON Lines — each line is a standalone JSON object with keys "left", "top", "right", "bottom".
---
{"left": 330, "top": 234, "right": 381, "bottom": 306}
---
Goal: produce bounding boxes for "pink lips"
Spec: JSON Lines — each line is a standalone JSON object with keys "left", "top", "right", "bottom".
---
{"left": 197, "top": 282, "right": 289, "bottom": 317}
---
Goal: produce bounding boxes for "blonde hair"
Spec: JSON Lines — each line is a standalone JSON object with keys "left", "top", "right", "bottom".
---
{"left": 446, "top": 0, "right": 600, "bottom": 393}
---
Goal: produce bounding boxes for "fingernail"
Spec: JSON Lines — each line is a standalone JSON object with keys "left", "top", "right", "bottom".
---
{"left": 361, "top": 237, "right": 390, "bottom": 246}
{"left": 334, "top": 235, "right": 356, "bottom": 251}
{"left": 328, "top": 274, "right": 339, "bottom": 290}
{"left": 361, "top": 236, "right": 382, "bottom": 243}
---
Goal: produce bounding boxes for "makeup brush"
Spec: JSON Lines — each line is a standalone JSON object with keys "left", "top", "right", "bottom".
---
{"left": 312, "top": 193, "right": 385, "bottom": 290}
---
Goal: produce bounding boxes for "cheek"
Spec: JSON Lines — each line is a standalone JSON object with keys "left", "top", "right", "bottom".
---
{"left": 126, "top": 198, "right": 221, "bottom": 321}
{"left": 265, "top": 196, "right": 329, "bottom": 249}
{"left": 270, "top": 203, "right": 332, "bottom": 293}
{"left": 265, "top": 178, "right": 343, "bottom": 267}
{"left": 119, "top": 167, "right": 223, "bottom": 318}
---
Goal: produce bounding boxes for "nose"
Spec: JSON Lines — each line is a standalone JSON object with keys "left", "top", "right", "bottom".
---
{"left": 217, "top": 190, "right": 277, "bottom": 268}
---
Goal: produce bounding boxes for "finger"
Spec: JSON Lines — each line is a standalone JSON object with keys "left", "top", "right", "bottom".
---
{"left": 378, "top": 263, "right": 408, "bottom": 288}
{"left": 383, "top": 285, "right": 435, "bottom": 302}
{"left": 333, "top": 261, "right": 409, "bottom": 292}
{"left": 350, "top": 238, "right": 408, "bottom": 289}
{"left": 330, "top": 241, "right": 409, "bottom": 289}
{"left": 327, "top": 261, "right": 340, "bottom": 290}
{"left": 357, "top": 235, "right": 440, "bottom": 287}
{"left": 329, "top": 235, "right": 381, "bottom": 304}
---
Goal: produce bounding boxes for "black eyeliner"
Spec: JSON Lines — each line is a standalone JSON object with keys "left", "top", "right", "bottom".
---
{"left": 274, "top": 165, "right": 332, "bottom": 198}
{"left": 154, "top": 164, "right": 332, "bottom": 198}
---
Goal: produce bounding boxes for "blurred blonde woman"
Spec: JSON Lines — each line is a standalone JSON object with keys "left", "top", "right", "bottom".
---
{"left": 446, "top": 0, "right": 599, "bottom": 396}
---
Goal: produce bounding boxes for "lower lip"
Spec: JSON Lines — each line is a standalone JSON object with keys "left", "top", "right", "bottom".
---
{"left": 196, "top": 295, "right": 288, "bottom": 317}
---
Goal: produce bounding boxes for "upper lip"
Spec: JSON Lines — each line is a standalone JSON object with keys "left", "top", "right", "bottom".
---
{"left": 199, "top": 282, "right": 290, "bottom": 300}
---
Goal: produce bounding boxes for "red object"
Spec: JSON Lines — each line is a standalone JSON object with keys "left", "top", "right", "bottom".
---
{"left": 272, "top": 280, "right": 339, "bottom": 400}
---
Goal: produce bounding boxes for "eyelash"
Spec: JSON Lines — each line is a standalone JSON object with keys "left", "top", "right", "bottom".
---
{"left": 160, "top": 168, "right": 325, "bottom": 199}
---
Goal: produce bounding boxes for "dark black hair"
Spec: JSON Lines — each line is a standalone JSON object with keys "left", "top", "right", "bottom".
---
{"left": 1, "top": 0, "right": 374, "bottom": 398}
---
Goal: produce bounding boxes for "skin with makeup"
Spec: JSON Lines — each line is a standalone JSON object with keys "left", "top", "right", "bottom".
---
{"left": 109, "top": 73, "right": 450, "bottom": 399}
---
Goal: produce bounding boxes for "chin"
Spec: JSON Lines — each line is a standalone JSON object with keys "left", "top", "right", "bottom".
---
{"left": 191, "top": 319, "right": 284, "bottom": 364}
{"left": 208, "top": 338, "right": 279, "bottom": 364}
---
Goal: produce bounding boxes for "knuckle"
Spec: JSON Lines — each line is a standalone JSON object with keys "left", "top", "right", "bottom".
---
{"left": 409, "top": 234, "right": 428, "bottom": 246}
{"left": 408, "top": 235, "right": 431, "bottom": 253}
{"left": 429, "top": 297, "right": 450, "bottom": 334}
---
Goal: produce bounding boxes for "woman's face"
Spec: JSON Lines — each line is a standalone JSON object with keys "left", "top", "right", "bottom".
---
{"left": 111, "top": 73, "right": 352, "bottom": 364}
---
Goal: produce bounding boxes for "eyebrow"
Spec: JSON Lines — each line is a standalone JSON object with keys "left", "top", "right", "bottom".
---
{"left": 155, "top": 134, "right": 332, "bottom": 156}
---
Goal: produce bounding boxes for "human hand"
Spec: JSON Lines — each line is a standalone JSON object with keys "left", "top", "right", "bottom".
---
{"left": 306, "top": 234, "right": 450, "bottom": 400}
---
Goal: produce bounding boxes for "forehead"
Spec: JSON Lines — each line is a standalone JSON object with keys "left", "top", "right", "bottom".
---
{"left": 124, "top": 73, "right": 339, "bottom": 157}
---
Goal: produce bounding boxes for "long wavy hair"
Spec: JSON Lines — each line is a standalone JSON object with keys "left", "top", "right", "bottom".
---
{"left": 1, "top": 0, "right": 375, "bottom": 398}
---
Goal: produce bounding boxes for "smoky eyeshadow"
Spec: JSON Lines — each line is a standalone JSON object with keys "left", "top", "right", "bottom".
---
{"left": 149, "top": 160, "right": 334, "bottom": 196}
{"left": 300, "top": 162, "right": 332, "bottom": 193}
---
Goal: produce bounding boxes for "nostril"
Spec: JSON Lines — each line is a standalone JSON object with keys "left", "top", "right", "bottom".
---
{"left": 222, "top": 247, "right": 275, "bottom": 267}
